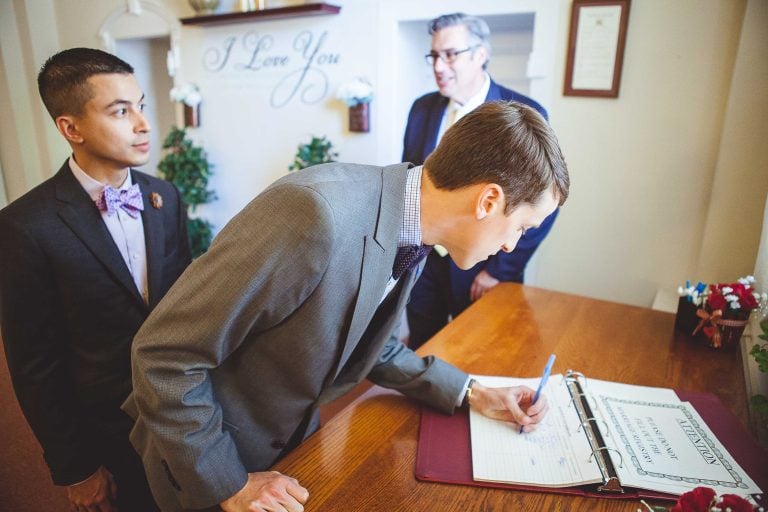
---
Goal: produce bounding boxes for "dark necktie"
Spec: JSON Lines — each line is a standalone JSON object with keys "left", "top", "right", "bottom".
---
{"left": 392, "top": 245, "right": 432, "bottom": 280}
{"left": 96, "top": 184, "right": 144, "bottom": 218}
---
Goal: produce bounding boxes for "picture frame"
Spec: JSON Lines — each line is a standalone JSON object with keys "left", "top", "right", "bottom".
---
{"left": 563, "top": 0, "right": 631, "bottom": 98}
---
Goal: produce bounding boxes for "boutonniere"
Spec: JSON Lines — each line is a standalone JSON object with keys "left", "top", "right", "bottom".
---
{"left": 150, "top": 192, "right": 163, "bottom": 209}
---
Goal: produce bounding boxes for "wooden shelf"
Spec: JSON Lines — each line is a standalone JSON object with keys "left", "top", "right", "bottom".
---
{"left": 180, "top": 3, "right": 341, "bottom": 26}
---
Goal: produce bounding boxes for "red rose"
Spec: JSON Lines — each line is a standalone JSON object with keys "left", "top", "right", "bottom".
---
{"left": 717, "top": 494, "right": 755, "bottom": 512}
{"left": 671, "top": 487, "right": 716, "bottom": 511}
{"left": 738, "top": 289, "right": 759, "bottom": 310}
{"left": 707, "top": 291, "right": 726, "bottom": 311}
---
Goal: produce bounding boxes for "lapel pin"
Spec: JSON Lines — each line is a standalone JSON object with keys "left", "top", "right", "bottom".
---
{"left": 150, "top": 192, "right": 163, "bottom": 209}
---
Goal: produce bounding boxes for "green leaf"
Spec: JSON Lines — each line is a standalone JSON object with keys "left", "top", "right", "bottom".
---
{"left": 187, "top": 217, "right": 213, "bottom": 259}
{"left": 750, "top": 343, "right": 768, "bottom": 373}
{"left": 289, "top": 136, "right": 338, "bottom": 171}
{"left": 157, "top": 126, "right": 216, "bottom": 257}
{"left": 751, "top": 394, "right": 768, "bottom": 423}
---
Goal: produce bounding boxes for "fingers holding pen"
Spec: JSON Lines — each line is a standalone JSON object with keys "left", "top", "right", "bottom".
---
{"left": 470, "top": 383, "right": 549, "bottom": 431}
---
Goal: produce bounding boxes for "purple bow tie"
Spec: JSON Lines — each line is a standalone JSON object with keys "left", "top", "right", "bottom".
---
{"left": 392, "top": 244, "right": 432, "bottom": 280}
{"left": 96, "top": 184, "right": 144, "bottom": 218}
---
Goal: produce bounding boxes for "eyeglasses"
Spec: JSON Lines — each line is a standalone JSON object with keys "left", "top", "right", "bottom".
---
{"left": 424, "top": 45, "right": 479, "bottom": 65}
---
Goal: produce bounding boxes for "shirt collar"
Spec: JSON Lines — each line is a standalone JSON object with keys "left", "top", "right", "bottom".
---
{"left": 447, "top": 72, "right": 491, "bottom": 123}
{"left": 399, "top": 165, "right": 424, "bottom": 248}
{"left": 68, "top": 155, "right": 132, "bottom": 202}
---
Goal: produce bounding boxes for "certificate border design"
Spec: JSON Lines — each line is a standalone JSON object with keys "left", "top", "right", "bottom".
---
{"left": 599, "top": 397, "right": 749, "bottom": 489}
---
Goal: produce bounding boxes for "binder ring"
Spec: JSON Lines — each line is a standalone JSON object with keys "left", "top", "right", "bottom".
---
{"left": 565, "top": 370, "right": 587, "bottom": 388}
{"left": 576, "top": 417, "right": 610, "bottom": 436}
{"left": 567, "top": 391, "right": 597, "bottom": 411}
{"left": 588, "top": 446, "right": 624, "bottom": 468}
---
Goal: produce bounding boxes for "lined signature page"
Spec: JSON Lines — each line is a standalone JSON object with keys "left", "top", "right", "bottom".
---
{"left": 469, "top": 375, "right": 603, "bottom": 487}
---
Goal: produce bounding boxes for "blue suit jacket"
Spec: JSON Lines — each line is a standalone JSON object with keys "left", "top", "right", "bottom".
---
{"left": 402, "top": 79, "right": 558, "bottom": 313}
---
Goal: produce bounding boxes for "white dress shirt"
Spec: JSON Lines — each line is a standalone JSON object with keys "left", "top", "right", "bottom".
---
{"left": 436, "top": 73, "right": 492, "bottom": 144}
{"left": 69, "top": 157, "right": 148, "bottom": 303}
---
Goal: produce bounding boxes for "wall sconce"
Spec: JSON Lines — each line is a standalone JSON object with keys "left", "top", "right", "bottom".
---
{"left": 337, "top": 77, "right": 373, "bottom": 133}
{"left": 348, "top": 103, "right": 370, "bottom": 133}
{"left": 170, "top": 83, "right": 202, "bottom": 128}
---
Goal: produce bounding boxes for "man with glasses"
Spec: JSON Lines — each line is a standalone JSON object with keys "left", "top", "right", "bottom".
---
{"left": 403, "top": 12, "right": 559, "bottom": 349}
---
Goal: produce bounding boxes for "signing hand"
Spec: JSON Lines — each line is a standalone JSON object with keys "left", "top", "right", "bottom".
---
{"left": 470, "top": 270, "right": 500, "bottom": 302}
{"left": 221, "top": 471, "right": 309, "bottom": 512}
{"left": 469, "top": 382, "right": 549, "bottom": 432}
{"left": 66, "top": 465, "right": 118, "bottom": 512}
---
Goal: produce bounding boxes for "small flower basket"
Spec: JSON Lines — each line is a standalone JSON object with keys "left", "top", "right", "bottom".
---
{"left": 349, "top": 103, "right": 370, "bottom": 133}
{"left": 677, "top": 277, "right": 765, "bottom": 350}
{"left": 337, "top": 77, "right": 373, "bottom": 133}
{"left": 674, "top": 296, "right": 707, "bottom": 344}
{"left": 170, "top": 83, "right": 202, "bottom": 128}
{"left": 693, "top": 310, "right": 749, "bottom": 350}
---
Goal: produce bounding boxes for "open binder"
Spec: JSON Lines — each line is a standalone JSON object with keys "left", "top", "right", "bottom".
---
{"left": 416, "top": 371, "right": 768, "bottom": 505}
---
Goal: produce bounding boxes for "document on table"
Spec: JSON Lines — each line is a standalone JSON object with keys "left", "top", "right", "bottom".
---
{"left": 468, "top": 374, "right": 762, "bottom": 498}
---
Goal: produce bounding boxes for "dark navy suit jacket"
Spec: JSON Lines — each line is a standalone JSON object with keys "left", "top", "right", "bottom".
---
{"left": 0, "top": 162, "right": 191, "bottom": 485}
{"left": 402, "top": 79, "right": 558, "bottom": 314}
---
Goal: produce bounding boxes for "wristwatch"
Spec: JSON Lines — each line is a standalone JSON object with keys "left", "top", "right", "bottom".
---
{"left": 462, "top": 378, "right": 477, "bottom": 408}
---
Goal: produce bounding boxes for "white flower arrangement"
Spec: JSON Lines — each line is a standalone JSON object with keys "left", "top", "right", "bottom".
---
{"left": 169, "top": 83, "right": 202, "bottom": 107}
{"left": 336, "top": 77, "right": 373, "bottom": 107}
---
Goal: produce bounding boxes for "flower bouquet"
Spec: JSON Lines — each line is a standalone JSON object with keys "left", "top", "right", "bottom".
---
{"left": 677, "top": 276, "right": 765, "bottom": 349}
{"left": 336, "top": 77, "right": 373, "bottom": 107}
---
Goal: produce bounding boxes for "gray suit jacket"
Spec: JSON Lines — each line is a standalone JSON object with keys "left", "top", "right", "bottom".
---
{"left": 125, "top": 163, "right": 467, "bottom": 510}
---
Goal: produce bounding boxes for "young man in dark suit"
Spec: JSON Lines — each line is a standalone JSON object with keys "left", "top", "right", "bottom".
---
{"left": 403, "top": 13, "right": 559, "bottom": 348}
{"left": 0, "top": 48, "right": 191, "bottom": 512}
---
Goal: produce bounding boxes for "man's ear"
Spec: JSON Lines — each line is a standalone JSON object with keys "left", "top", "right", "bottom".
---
{"left": 55, "top": 116, "right": 84, "bottom": 144}
{"left": 473, "top": 45, "right": 489, "bottom": 66}
{"left": 475, "top": 184, "right": 504, "bottom": 220}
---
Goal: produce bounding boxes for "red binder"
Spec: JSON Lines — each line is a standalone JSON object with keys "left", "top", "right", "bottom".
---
{"left": 416, "top": 391, "right": 767, "bottom": 505}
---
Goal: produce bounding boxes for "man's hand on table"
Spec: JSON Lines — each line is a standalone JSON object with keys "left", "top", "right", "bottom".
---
{"left": 221, "top": 471, "right": 309, "bottom": 512}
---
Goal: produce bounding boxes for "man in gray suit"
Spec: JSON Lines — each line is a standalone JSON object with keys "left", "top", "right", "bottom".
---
{"left": 126, "top": 101, "right": 570, "bottom": 512}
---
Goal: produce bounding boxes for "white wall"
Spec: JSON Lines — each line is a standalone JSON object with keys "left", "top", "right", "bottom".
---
{"left": 1, "top": 0, "right": 766, "bottom": 309}
{"left": 696, "top": 0, "right": 768, "bottom": 285}
{"left": 532, "top": 0, "right": 767, "bottom": 306}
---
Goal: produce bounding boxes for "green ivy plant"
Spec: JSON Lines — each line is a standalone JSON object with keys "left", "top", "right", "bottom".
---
{"left": 157, "top": 126, "right": 216, "bottom": 258}
{"left": 750, "top": 317, "right": 768, "bottom": 421}
{"left": 288, "top": 136, "right": 338, "bottom": 171}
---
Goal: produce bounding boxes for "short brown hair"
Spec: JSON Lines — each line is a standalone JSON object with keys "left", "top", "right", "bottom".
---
{"left": 425, "top": 101, "right": 569, "bottom": 214}
{"left": 37, "top": 47, "right": 134, "bottom": 119}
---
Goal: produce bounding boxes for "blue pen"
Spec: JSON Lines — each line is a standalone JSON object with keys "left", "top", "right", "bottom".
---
{"left": 520, "top": 353, "right": 556, "bottom": 433}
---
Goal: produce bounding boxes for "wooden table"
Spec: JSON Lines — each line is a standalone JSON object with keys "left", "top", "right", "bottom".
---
{"left": 272, "top": 284, "right": 751, "bottom": 511}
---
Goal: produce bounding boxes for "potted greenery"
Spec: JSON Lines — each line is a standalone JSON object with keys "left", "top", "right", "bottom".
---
{"left": 157, "top": 126, "right": 216, "bottom": 258}
{"left": 750, "top": 317, "right": 768, "bottom": 445}
{"left": 288, "top": 136, "right": 338, "bottom": 171}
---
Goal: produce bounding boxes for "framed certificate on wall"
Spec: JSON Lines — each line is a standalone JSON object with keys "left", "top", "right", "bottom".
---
{"left": 564, "top": 0, "right": 631, "bottom": 98}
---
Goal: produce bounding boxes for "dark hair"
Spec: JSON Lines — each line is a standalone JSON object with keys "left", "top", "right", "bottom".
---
{"left": 429, "top": 13, "right": 491, "bottom": 70}
{"left": 425, "top": 101, "right": 569, "bottom": 214}
{"left": 37, "top": 47, "right": 134, "bottom": 119}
